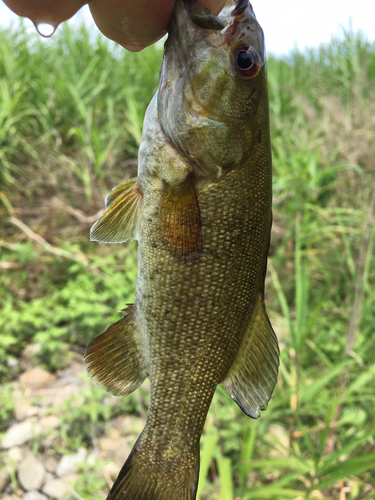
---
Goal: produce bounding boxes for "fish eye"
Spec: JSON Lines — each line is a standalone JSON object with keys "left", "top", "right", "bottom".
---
{"left": 234, "top": 46, "right": 261, "bottom": 79}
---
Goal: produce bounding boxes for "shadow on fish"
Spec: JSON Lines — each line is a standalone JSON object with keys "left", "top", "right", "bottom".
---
{"left": 85, "top": 0, "right": 279, "bottom": 498}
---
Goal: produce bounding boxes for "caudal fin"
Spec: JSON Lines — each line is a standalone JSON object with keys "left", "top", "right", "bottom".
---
{"left": 107, "top": 438, "right": 199, "bottom": 500}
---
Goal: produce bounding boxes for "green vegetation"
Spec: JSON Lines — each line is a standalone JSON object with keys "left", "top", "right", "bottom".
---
{"left": 0, "top": 20, "right": 374, "bottom": 500}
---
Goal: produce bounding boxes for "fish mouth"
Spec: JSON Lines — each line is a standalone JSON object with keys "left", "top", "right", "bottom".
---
{"left": 188, "top": 0, "right": 250, "bottom": 31}
{"left": 177, "top": 0, "right": 265, "bottom": 67}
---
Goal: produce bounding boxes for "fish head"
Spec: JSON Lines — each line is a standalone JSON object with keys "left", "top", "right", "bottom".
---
{"left": 158, "top": 0, "right": 269, "bottom": 178}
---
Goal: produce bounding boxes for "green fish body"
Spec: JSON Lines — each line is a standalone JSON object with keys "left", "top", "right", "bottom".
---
{"left": 85, "top": 1, "right": 279, "bottom": 498}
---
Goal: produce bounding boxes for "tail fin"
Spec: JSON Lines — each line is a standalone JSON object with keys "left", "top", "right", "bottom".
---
{"left": 107, "top": 438, "right": 199, "bottom": 500}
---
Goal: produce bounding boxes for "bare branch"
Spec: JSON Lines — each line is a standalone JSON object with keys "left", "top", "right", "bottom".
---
{"left": 7, "top": 217, "right": 110, "bottom": 279}
{"left": 52, "top": 197, "right": 104, "bottom": 224}
{"left": 7, "top": 216, "right": 89, "bottom": 264}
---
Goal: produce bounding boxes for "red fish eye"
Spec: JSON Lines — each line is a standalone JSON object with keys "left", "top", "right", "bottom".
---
{"left": 235, "top": 46, "right": 261, "bottom": 79}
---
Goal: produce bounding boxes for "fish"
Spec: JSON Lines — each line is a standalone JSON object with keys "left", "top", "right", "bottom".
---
{"left": 84, "top": 0, "right": 279, "bottom": 499}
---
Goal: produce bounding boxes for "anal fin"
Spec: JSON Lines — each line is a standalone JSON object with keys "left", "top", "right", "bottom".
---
{"left": 90, "top": 177, "right": 142, "bottom": 244}
{"left": 222, "top": 294, "right": 279, "bottom": 418}
{"left": 159, "top": 174, "right": 202, "bottom": 259}
{"left": 84, "top": 304, "right": 148, "bottom": 397}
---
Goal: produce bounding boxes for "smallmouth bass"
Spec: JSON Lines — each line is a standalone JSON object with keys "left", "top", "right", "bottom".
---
{"left": 85, "top": 1, "right": 279, "bottom": 498}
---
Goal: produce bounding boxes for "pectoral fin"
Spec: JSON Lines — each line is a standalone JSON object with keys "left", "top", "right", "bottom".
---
{"left": 159, "top": 175, "right": 202, "bottom": 259}
{"left": 90, "top": 177, "right": 142, "bottom": 243}
{"left": 222, "top": 294, "right": 279, "bottom": 418}
{"left": 84, "top": 304, "right": 148, "bottom": 397}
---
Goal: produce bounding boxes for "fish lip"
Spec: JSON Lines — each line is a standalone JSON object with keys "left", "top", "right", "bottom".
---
{"left": 188, "top": 1, "right": 226, "bottom": 31}
{"left": 180, "top": 0, "right": 265, "bottom": 67}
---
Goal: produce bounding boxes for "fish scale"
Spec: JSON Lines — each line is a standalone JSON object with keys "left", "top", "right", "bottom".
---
{"left": 85, "top": 1, "right": 279, "bottom": 498}
{"left": 134, "top": 162, "right": 270, "bottom": 464}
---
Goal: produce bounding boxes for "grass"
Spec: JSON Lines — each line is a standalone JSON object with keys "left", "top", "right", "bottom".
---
{"left": 0, "top": 20, "right": 374, "bottom": 500}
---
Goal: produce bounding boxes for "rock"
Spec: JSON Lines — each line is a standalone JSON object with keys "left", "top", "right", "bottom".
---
{"left": 7, "top": 447, "right": 23, "bottom": 463}
{"left": 38, "top": 416, "right": 59, "bottom": 431}
{"left": 19, "top": 368, "right": 56, "bottom": 390}
{"left": 86, "top": 453, "right": 96, "bottom": 468}
{"left": 0, "top": 465, "right": 11, "bottom": 492}
{"left": 17, "top": 454, "right": 45, "bottom": 491}
{"left": 42, "top": 478, "right": 67, "bottom": 499}
{"left": 42, "top": 475, "right": 77, "bottom": 500}
{"left": 98, "top": 437, "right": 122, "bottom": 452}
{"left": 114, "top": 441, "right": 132, "bottom": 467}
{"left": 56, "top": 448, "right": 87, "bottom": 477}
{"left": 310, "top": 491, "right": 325, "bottom": 499}
{"left": 40, "top": 433, "right": 57, "bottom": 447}
{"left": 51, "top": 365, "right": 85, "bottom": 389}
{"left": 20, "top": 345, "right": 42, "bottom": 371}
{"left": 7, "top": 357, "right": 19, "bottom": 368}
{"left": 1, "top": 421, "right": 41, "bottom": 448}
{"left": 63, "top": 361, "right": 85, "bottom": 378}
{"left": 14, "top": 401, "right": 40, "bottom": 421}
{"left": 105, "top": 461, "right": 119, "bottom": 479}
{"left": 98, "top": 436, "right": 131, "bottom": 465}
{"left": 43, "top": 456, "right": 58, "bottom": 473}
{"left": 43, "top": 472, "right": 54, "bottom": 484}
{"left": 39, "top": 385, "right": 82, "bottom": 409}
{"left": 22, "top": 492, "right": 48, "bottom": 500}
{"left": 120, "top": 416, "right": 144, "bottom": 435}
{"left": 61, "top": 473, "right": 78, "bottom": 486}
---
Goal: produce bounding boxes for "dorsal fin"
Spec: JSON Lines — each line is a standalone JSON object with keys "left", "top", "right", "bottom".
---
{"left": 90, "top": 177, "right": 142, "bottom": 244}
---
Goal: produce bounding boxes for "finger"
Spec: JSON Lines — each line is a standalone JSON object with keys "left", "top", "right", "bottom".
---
{"left": 89, "top": 0, "right": 175, "bottom": 52}
{"left": 3, "top": 0, "right": 86, "bottom": 29}
{"left": 198, "top": 0, "right": 227, "bottom": 15}
{"left": 89, "top": 0, "right": 228, "bottom": 52}
{"left": 4, "top": 0, "right": 228, "bottom": 51}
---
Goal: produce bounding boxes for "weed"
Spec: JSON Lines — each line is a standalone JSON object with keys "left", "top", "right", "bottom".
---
{"left": 0, "top": 21, "right": 374, "bottom": 500}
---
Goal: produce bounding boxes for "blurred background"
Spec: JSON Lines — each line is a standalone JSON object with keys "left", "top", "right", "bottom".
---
{"left": 0, "top": 3, "right": 374, "bottom": 500}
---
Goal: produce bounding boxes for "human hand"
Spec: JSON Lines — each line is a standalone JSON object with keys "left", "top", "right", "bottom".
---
{"left": 2, "top": 0, "right": 227, "bottom": 51}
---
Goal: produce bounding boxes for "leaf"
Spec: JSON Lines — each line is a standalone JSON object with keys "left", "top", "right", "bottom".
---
{"left": 243, "top": 486, "right": 305, "bottom": 499}
{"left": 196, "top": 432, "right": 218, "bottom": 500}
{"left": 217, "top": 454, "right": 233, "bottom": 500}
{"left": 245, "top": 457, "right": 313, "bottom": 473}
{"left": 299, "top": 360, "right": 352, "bottom": 403}
{"left": 316, "top": 453, "right": 375, "bottom": 489}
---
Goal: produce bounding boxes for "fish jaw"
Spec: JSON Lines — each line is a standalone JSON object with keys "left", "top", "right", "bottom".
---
{"left": 158, "top": 0, "right": 269, "bottom": 179}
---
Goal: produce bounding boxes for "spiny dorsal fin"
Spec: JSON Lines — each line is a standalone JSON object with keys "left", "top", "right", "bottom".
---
{"left": 84, "top": 304, "right": 148, "bottom": 397}
{"left": 159, "top": 175, "right": 202, "bottom": 260}
{"left": 90, "top": 177, "right": 142, "bottom": 243}
{"left": 222, "top": 294, "right": 279, "bottom": 418}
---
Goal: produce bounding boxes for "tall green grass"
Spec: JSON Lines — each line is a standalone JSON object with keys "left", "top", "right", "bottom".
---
{"left": 0, "top": 21, "right": 374, "bottom": 500}
{"left": 0, "top": 21, "right": 162, "bottom": 207}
